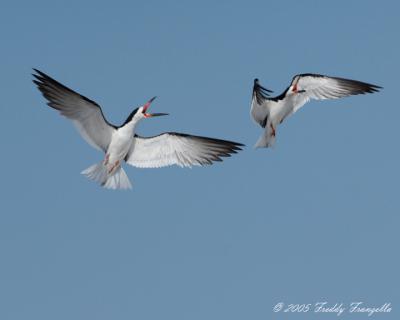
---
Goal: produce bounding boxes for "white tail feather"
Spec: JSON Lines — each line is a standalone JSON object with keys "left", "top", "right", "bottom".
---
{"left": 254, "top": 125, "right": 276, "bottom": 148}
{"left": 81, "top": 162, "right": 132, "bottom": 190}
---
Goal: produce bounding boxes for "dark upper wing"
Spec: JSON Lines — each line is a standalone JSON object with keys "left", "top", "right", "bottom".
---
{"left": 125, "top": 132, "right": 244, "bottom": 168}
{"left": 33, "top": 69, "right": 115, "bottom": 152}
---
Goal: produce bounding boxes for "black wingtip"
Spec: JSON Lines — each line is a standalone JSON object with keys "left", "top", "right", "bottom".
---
{"left": 346, "top": 79, "right": 383, "bottom": 95}
{"left": 253, "top": 78, "right": 273, "bottom": 93}
{"left": 253, "top": 78, "right": 273, "bottom": 104}
{"left": 32, "top": 68, "right": 50, "bottom": 83}
{"left": 234, "top": 142, "right": 245, "bottom": 148}
{"left": 32, "top": 68, "right": 46, "bottom": 77}
{"left": 32, "top": 69, "right": 41, "bottom": 80}
{"left": 370, "top": 84, "right": 383, "bottom": 91}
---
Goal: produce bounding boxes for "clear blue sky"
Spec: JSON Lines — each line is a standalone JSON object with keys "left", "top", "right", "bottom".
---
{"left": 0, "top": 1, "right": 398, "bottom": 319}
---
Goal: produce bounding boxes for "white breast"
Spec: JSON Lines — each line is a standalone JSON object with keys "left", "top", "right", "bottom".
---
{"left": 107, "top": 127, "right": 134, "bottom": 162}
{"left": 270, "top": 97, "right": 295, "bottom": 125}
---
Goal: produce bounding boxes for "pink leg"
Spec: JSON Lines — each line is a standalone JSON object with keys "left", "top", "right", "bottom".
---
{"left": 108, "top": 160, "right": 120, "bottom": 174}
{"left": 103, "top": 154, "right": 110, "bottom": 165}
{"left": 270, "top": 123, "right": 276, "bottom": 137}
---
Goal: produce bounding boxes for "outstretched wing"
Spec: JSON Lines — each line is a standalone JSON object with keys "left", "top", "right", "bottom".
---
{"left": 289, "top": 73, "right": 381, "bottom": 113}
{"left": 33, "top": 69, "right": 116, "bottom": 152}
{"left": 125, "top": 132, "right": 244, "bottom": 168}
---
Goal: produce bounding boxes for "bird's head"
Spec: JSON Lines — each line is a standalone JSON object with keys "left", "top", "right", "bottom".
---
{"left": 138, "top": 96, "right": 168, "bottom": 119}
{"left": 123, "top": 96, "right": 168, "bottom": 126}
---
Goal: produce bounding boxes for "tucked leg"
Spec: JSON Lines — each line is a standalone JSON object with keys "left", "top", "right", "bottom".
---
{"left": 103, "top": 154, "right": 110, "bottom": 165}
{"left": 108, "top": 160, "right": 120, "bottom": 174}
{"left": 270, "top": 123, "right": 276, "bottom": 137}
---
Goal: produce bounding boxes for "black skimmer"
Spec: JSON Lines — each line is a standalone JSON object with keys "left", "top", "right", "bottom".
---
{"left": 33, "top": 69, "right": 244, "bottom": 189}
{"left": 250, "top": 74, "right": 381, "bottom": 148}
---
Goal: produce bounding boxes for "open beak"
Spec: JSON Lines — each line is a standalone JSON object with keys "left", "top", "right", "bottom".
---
{"left": 142, "top": 96, "right": 169, "bottom": 118}
{"left": 144, "top": 112, "right": 169, "bottom": 118}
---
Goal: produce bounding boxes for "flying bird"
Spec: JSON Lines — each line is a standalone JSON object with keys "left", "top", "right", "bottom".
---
{"left": 250, "top": 74, "right": 381, "bottom": 148}
{"left": 33, "top": 69, "right": 243, "bottom": 189}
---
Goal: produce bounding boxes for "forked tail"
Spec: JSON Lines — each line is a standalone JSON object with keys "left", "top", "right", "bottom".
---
{"left": 81, "top": 162, "right": 132, "bottom": 190}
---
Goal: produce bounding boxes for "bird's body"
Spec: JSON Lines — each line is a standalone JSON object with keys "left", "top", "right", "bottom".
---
{"left": 107, "top": 123, "right": 137, "bottom": 170}
{"left": 250, "top": 74, "right": 381, "bottom": 148}
{"left": 33, "top": 69, "right": 243, "bottom": 189}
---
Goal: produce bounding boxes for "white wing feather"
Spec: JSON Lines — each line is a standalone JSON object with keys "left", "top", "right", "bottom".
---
{"left": 291, "top": 74, "right": 381, "bottom": 113}
{"left": 125, "top": 133, "right": 243, "bottom": 168}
